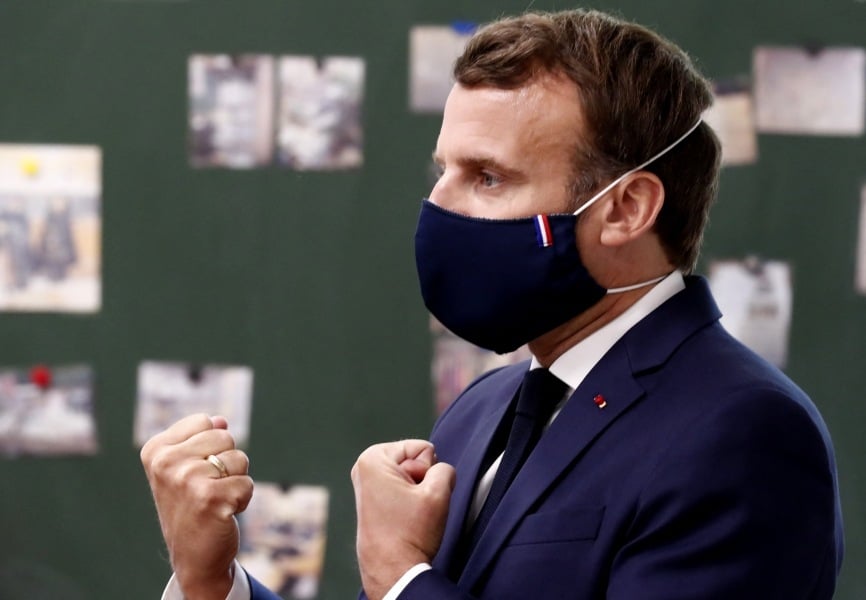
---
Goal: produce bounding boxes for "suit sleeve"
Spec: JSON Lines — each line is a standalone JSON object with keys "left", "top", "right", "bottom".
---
{"left": 247, "top": 572, "right": 283, "bottom": 600}
{"left": 390, "top": 569, "right": 476, "bottom": 599}
{"left": 353, "top": 562, "right": 477, "bottom": 599}
{"left": 607, "top": 389, "right": 840, "bottom": 600}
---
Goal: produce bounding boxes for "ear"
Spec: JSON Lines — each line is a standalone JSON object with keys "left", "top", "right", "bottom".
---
{"left": 598, "top": 171, "right": 665, "bottom": 247}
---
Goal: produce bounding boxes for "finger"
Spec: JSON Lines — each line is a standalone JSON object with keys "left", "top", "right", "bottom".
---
{"left": 407, "top": 445, "right": 436, "bottom": 468}
{"left": 204, "top": 475, "right": 255, "bottom": 519}
{"left": 180, "top": 427, "right": 237, "bottom": 459}
{"left": 204, "top": 449, "right": 249, "bottom": 479}
{"left": 400, "top": 458, "right": 432, "bottom": 484}
{"left": 210, "top": 415, "right": 229, "bottom": 430}
{"left": 382, "top": 440, "right": 435, "bottom": 465}
{"left": 150, "top": 413, "right": 215, "bottom": 446}
{"left": 232, "top": 476, "right": 255, "bottom": 514}
{"left": 398, "top": 442, "right": 438, "bottom": 482}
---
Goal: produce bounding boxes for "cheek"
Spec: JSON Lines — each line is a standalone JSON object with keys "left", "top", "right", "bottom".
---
{"left": 522, "top": 180, "right": 574, "bottom": 217}
{"left": 428, "top": 175, "right": 504, "bottom": 218}
{"left": 575, "top": 217, "right": 600, "bottom": 268}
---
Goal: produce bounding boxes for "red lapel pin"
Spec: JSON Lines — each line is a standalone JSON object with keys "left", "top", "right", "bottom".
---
{"left": 593, "top": 394, "right": 607, "bottom": 409}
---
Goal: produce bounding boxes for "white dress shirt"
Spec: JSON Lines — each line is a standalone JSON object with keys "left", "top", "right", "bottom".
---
{"left": 162, "top": 272, "right": 685, "bottom": 600}
{"left": 162, "top": 561, "right": 250, "bottom": 600}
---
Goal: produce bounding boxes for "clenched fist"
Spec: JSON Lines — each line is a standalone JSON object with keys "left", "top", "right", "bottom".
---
{"left": 141, "top": 414, "right": 254, "bottom": 600}
{"left": 351, "top": 440, "right": 456, "bottom": 600}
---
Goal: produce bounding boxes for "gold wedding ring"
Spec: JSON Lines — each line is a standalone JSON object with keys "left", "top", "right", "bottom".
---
{"left": 206, "top": 454, "right": 229, "bottom": 478}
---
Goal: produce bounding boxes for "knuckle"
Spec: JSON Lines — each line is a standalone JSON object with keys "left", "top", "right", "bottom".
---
{"left": 169, "top": 460, "right": 196, "bottom": 489}
{"left": 191, "top": 479, "right": 219, "bottom": 507}
{"left": 139, "top": 443, "right": 153, "bottom": 468}
{"left": 360, "top": 444, "right": 381, "bottom": 463}
{"left": 149, "top": 448, "right": 175, "bottom": 481}
{"left": 231, "top": 449, "right": 250, "bottom": 473}
{"left": 235, "top": 478, "right": 255, "bottom": 513}
{"left": 190, "top": 484, "right": 210, "bottom": 509}
{"left": 211, "top": 428, "right": 235, "bottom": 449}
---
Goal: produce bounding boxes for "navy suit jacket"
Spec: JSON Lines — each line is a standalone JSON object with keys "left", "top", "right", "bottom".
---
{"left": 253, "top": 277, "right": 844, "bottom": 599}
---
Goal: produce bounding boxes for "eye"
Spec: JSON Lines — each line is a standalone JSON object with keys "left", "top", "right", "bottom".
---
{"left": 480, "top": 171, "right": 502, "bottom": 188}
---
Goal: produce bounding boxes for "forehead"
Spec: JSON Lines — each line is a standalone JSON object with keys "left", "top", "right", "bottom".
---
{"left": 435, "top": 74, "right": 584, "bottom": 167}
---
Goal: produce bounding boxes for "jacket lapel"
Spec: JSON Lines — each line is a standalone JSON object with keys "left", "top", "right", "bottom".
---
{"left": 456, "top": 276, "right": 722, "bottom": 591}
{"left": 432, "top": 375, "right": 521, "bottom": 573}
{"left": 457, "top": 342, "right": 643, "bottom": 590}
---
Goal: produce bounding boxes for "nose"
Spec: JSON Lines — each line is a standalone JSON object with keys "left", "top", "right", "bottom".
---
{"left": 429, "top": 172, "right": 461, "bottom": 212}
{"left": 428, "top": 175, "right": 447, "bottom": 208}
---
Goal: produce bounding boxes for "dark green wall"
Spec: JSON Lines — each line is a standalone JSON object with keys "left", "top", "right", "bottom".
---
{"left": 0, "top": 1, "right": 863, "bottom": 598}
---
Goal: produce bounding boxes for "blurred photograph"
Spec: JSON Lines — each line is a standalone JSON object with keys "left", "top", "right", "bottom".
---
{"left": 238, "top": 483, "right": 329, "bottom": 600}
{"left": 708, "top": 258, "right": 793, "bottom": 368}
{"left": 276, "top": 56, "right": 365, "bottom": 170}
{"left": 133, "top": 361, "right": 253, "bottom": 447}
{"left": 409, "top": 23, "right": 476, "bottom": 113}
{"left": 430, "top": 316, "right": 531, "bottom": 415}
{"left": 0, "top": 144, "right": 101, "bottom": 312}
{"left": 703, "top": 78, "right": 758, "bottom": 166}
{"left": 0, "top": 364, "right": 98, "bottom": 457}
{"left": 189, "top": 54, "right": 275, "bottom": 168}
{"left": 753, "top": 46, "right": 865, "bottom": 136}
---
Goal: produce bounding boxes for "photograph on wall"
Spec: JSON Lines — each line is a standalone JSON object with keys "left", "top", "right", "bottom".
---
{"left": 409, "top": 23, "right": 476, "bottom": 113}
{"left": 133, "top": 361, "right": 253, "bottom": 447}
{"left": 431, "top": 316, "right": 531, "bottom": 415}
{"left": 0, "top": 144, "right": 101, "bottom": 312}
{"left": 753, "top": 46, "right": 865, "bottom": 136}
{"left": 189, "top": 54, "right": 275, "bottom": 168}
{"left": 708, "top": 258, "right": 793, "bottom": 369}
{"left": 238, "top": 483, "right": 329, "bottom": 600}
{"left": 702, "top": 78, "right": 758, "bottom": 167}
{"left": 276, "top": 56, "right": 365, "bottom": 170}
{"left": 856, "top": 184, "right": 866, "bottom": 295}
{"left": 0, "top": 364, "right": 98, "bottom": 457}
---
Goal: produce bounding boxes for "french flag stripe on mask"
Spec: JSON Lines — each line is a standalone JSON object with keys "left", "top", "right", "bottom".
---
{"left": 534, "top": 214, "right": 553, "bottom": 247}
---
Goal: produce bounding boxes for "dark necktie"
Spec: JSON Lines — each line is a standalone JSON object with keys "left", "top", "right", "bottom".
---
{"left": 457, "top": 367, "right": 568, "bottom": 571}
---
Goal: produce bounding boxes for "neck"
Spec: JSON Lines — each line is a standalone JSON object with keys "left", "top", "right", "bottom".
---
{"left": 527, "top": 278, "right": 661, "bottom": 367}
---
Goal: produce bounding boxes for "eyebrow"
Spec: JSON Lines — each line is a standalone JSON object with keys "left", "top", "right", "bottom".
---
{"left": 431, "top": 150, "right": 524, "bottom": 180}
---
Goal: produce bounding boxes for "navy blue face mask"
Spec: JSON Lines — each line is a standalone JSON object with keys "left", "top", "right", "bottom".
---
{"left": 415, "top": 202, "right": 606, "bottom": 353}
{"left": 415, "top": 119, "right": 701, "bottom": 354}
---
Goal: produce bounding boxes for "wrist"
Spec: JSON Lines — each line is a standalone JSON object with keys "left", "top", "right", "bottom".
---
{"left": 176, "top": 565, "right": 234, "bottom": 600}
{"left": 359, "top": 552, "right": 428, "bottom": 600}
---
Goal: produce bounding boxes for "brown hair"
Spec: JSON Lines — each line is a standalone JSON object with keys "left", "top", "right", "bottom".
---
{"left": 453, "top": 10, "right": 721, "bottom": 272}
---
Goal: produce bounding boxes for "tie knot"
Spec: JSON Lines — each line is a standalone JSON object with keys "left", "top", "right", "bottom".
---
{"left": 515, "top": 368, "right": 568, "bottom": 419}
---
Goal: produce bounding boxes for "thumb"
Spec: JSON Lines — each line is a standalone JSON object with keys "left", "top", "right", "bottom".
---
{"left": 412, "top": 445, "right": 436, "bottom": 469}
{"left": 420, "top": 462, "right": 456, "bottom": 496}
{"left": 400, "top": 458, "right": 432, "bottom": 484}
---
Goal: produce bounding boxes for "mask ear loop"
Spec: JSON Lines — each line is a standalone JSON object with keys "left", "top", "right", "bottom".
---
{"left": 572, "top": 119, "right": 703, "bottom": 217}
{"left": 606, "top": 274, "right": 668, "bottom": 294}
{"left": 571, "top": 119, "right": 703, "bottom": 295}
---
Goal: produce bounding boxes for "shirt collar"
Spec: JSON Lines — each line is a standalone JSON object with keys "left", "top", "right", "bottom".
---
{"left": 530, "top": 271, "right": 686, "bottom": 390}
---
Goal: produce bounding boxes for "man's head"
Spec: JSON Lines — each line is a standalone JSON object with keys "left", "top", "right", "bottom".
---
{"left": 450, "top": 9, "right": 721, "bottom": 273}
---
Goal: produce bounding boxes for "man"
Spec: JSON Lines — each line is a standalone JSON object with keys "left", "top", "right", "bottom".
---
{"left": 141, "top": 9, "right": 844, "bottom": 600}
